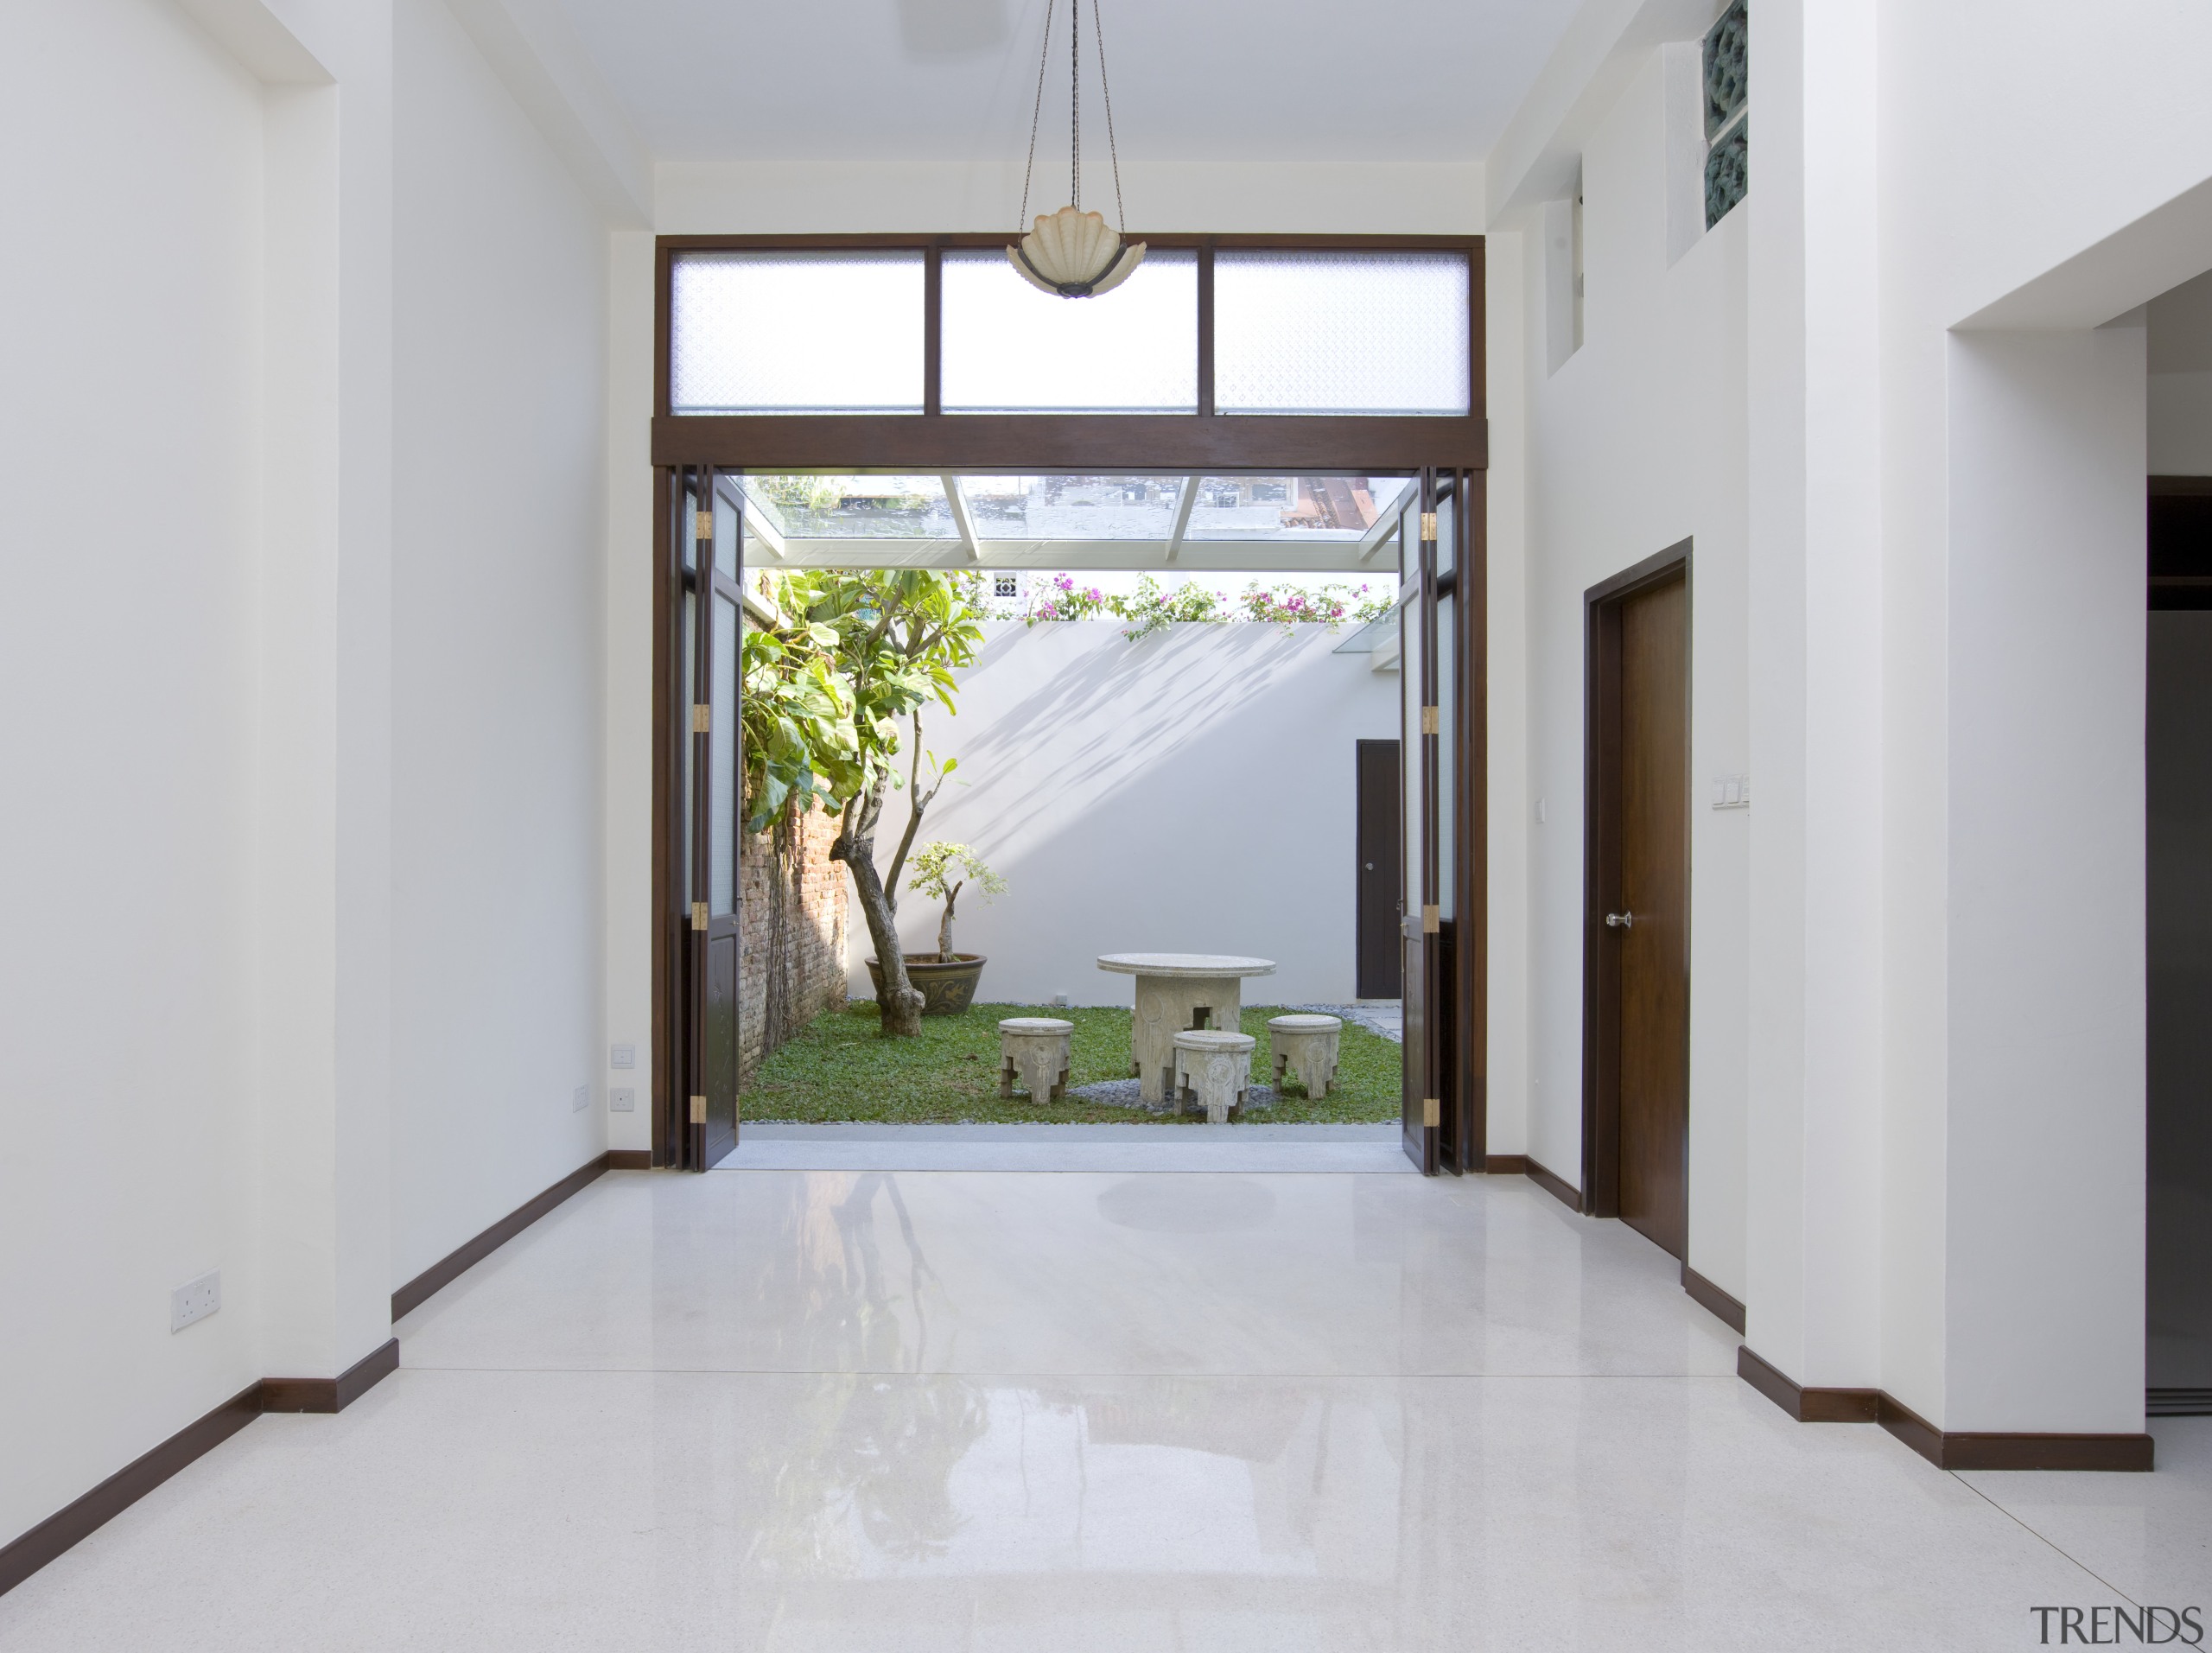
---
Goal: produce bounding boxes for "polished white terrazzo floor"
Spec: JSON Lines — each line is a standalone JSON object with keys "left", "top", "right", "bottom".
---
{"left": 3, "top": 1169, "right": 2205, "bottom": 1650}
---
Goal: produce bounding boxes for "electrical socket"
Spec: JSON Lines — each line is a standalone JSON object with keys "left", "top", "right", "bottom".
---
{"left": 171, "top": 1271, "right": 220, "bottom": 1333}
{"left": 610, "top": 1042, "right": 635, "bottom": 1070}
{"left": 609, "top": 1086, "right": 636, "bottom": 1113}
{"left": 572, "top": 1084, "right": 591, "bottom": 1113}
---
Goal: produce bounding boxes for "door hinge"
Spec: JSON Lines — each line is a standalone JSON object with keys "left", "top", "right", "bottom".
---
{"left": 1422, "top": 1097, "right": 1441, "bottom": 1128}
{"left": 689, "top": 1094, "right": 707, "bottom": 1123}
{"left": 1420, "top": 704, "right": 1440, "bottom": 735}
{"left": 694, "top": 510, "right": 713, "bottom": 542}
{"left": 1421, "top": 903, "right": 1440, "bottom": 933}
{"left": 1421, "top": 512, "right": 1439, "bottom": 543}
{"left": 691, "top": 900, "right": 709, "bottom": 930}
{"left": 691, "top": 703, "right": 711, "bottom": 734}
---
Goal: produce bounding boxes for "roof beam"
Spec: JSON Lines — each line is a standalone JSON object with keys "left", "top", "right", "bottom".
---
{"left": 1163, "top": 475, "right": 1202, "bottom": 563}
{"left": 942, "top": 475, "right": 981, "bottom": 563}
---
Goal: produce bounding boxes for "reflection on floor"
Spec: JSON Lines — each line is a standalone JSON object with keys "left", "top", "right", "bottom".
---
{"left": 3, "top": 1168, "right": 2205, "bottom": 1650}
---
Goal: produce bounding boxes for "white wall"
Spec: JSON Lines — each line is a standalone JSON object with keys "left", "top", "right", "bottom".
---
{"left": 389, "top": 0, "right": 609, "bottom": 1285}
{"left": 1509, "top": 43, "right": 1751, "bottom": 1299}
{"left": 852, "top": 622, "right": 1400, "bottom": 1008}
{"left": 0, "top": 0, "right": 270, "bottom": 1550}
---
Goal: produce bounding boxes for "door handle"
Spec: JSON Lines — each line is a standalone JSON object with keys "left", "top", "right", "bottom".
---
{"left": 1605, "top": 910, "right": 1635, "bottom": 930}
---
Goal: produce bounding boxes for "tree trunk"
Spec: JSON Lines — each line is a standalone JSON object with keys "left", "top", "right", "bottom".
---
{"left": 937, "top": 881, "right": 961, "bottom": 959}
{"left": 831, "top": 780, "right": 924, "bottom": 1037}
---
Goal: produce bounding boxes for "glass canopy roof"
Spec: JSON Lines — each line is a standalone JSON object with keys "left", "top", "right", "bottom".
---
{"left": 732, "top": 474, "right": 1416, "bottom": 571}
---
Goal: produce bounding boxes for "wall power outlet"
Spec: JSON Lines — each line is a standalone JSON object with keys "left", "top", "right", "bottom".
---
{"left": 172, "top": 1271, "right": 220, "bottom": 1333}
{"left": 609, "top": 1087, "right": 636, "bottom": 1113}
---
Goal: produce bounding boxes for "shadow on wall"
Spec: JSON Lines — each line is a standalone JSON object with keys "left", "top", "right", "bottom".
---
{"left": 950, "top": 623, "right": 1325, "bottom": 845}
{"left": 871, "top": 620, "right": 1400, "bottom": 1005}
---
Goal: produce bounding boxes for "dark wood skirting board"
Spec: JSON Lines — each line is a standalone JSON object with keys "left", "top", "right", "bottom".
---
{"left": 1483, "top": 1154, "right": 1528, "bottom": 1173}
{"left": 1, "top": 1336, "right": 405, "bottom": 1599}
{"left": 391, "top": 1150, "right": 620, "bottom": 1320}
{"left": 1522, "top": 1155, "right": 1582, "bottom": 1213}
{"left": 1737, "top": 1346, "right": 2155, "bottom": 1469}
{"left": 1737, "top": 1345, "right": 1878, "bottom": 1421}
{"left": 0, "top": 1382, "right": 262, "bottom": 1598}
{"left": 0, "top": 1142, "right": 646, "bottom": 1598}
{"left": 261, "top": 1338, "right": 400, "bottom": 1415}
{"left": 1681, "top": 1263, "right": 1746, "bottom": 1334}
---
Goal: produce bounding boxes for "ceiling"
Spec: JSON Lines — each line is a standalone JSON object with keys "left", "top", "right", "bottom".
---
{"left": 549, "top": 0, "right": 1580, "bottom": 166}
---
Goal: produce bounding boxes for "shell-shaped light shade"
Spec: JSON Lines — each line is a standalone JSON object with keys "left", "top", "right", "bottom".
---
{"left": 1008, "top": 204, "right": 1147, "bottom": 296}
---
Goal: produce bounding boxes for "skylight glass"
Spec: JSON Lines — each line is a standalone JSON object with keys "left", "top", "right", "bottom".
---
{"left": 962, "top": 475, "right": 1187, "bottom": 539}
{"left": 1180, "top": 476, "right": 1411, "bottom": 541}
{"left": 741, "top": 476, "right": 957, "bottom": 539}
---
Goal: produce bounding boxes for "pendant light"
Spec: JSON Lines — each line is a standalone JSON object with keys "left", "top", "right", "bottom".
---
{"left": 1008, "top": 0, "right": 1144, "bottom": 298}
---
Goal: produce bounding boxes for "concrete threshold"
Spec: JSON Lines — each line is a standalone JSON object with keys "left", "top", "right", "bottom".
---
{"left": 714, "top": 1121, "right": 1414, "bottom": 1173}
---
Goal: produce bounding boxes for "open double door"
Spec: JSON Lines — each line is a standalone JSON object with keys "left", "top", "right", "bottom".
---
{"left": 1398, "top": 468, "right": 1486, "bottom": 1175}
{"left": 655, "top": 464, "right": 1487, "bottom": 1176}
{"left": 660, "top": 468, "right": 745, "bottom": 1170}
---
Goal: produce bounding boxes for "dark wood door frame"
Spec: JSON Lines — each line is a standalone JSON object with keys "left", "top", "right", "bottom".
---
{"left": 651, "top": 234, "right": 1491, "bottom": 1172}
{"left": 1580, "top": 540, "right": 1691, "bottom": 1216}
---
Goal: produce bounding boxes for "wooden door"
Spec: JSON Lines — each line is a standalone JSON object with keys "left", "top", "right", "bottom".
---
{"left": 1401, "top": 479, "right": 1440, "bottom": 1173}
{"left": 696, "top": 480, "right": 743, "bottom": 1169}
{"left": 666, "top": 468, "right": 743, "bottom": 1172}
{"left": 1602, "top": 570, "right": 1690, "bottom": 1255}
{"left": 1356, "top": 740, "right": 1402, "bottom": 999}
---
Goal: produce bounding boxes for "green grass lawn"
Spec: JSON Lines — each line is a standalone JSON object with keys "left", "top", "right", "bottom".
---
{"left": 740, "top": 1001, "right": 1401, "bottom": 1124}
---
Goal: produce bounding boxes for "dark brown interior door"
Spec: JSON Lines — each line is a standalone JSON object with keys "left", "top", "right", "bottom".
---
{"left": 1614, "top": 574, "right": 1689, "bottom": 1256}
{"left": 1356, "top": 740, "right": 1402, "bottom": 1000}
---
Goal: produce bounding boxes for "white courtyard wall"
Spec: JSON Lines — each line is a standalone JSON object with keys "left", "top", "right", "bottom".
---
{"left": 848, "top": 622, "right": 1402, "bottom": 1010}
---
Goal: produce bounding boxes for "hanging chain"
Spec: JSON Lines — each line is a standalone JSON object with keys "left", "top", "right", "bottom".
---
{"left": 1070, "top": 0, "right": 1080, "bottom": 210}
{"left": 1090, "top": 0, "right": 1128, "bottom": 233}
{"left": 1017, "top": 0, "right": 1055, "bottom": 229}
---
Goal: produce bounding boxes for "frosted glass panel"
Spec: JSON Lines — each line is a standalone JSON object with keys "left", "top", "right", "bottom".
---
{"left": 942, "top": 250, "right": 1197, "bottom": 413}
{"left": 1215, "top": 251, "right": 1470, "bottom": 416}
{"left": 710, "top": 594, "right": 738, "bottom": 914}
{"left": 963, "top": 475, "right": 1185, "bottom": 539}
{"left": 742, "top": 476, "right": 957, "bottom": 541}
{"left": 671, "top": 251, "right": 924, "bottom": 414}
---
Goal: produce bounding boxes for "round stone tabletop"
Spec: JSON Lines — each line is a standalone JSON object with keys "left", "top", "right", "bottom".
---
{"left": 1096, "top": 952, "right": 1277, "bottom": 977}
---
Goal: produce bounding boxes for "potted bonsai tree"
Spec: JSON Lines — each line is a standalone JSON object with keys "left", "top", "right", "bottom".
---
{"left": 866, "top": 842, "right": 1006, "bottom": 1015}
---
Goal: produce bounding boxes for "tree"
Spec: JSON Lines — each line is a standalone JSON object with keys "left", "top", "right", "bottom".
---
{"left": 906, "top": 842, "right": 1007, "bottom": 960}
{"left": 769, "top": 569, "right": 987, "bottom": 1038}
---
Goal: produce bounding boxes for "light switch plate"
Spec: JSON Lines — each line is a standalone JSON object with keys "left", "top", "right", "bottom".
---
{"left": 172, "top": 1271, "right": 220, "bottom": 1333}
{"left": 609, "top": 1087, "right": 635, "bottom": 1113}
{"left": 610, "top": 1043, "right": 636, "bottom": 1070}
{"left": 572, "top": 1084, "right": 591, "bottom": 1113}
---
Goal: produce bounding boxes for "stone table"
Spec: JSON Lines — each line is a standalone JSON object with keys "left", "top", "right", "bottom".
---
{"left": 1096, "top": 953, "right": 1278, "bottom": 1104}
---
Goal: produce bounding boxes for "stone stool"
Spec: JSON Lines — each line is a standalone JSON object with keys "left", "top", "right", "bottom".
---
{"left": 1173, "top": 1029, "right": 1257, "bottom": 1124}
{"left": 998, "top": 1017, "right": 1074, "bottom": 1103}
{"left": 1268, "top": 1014, "right": 1343, "bottom": 1099}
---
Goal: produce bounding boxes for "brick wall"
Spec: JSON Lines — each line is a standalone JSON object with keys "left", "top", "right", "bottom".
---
{"left": 737, "top": 799, "right": 849, "bottom": 1084}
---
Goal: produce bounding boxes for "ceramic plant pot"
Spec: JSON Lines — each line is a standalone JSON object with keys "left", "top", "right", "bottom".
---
{"left": 865, "top": 953, "right": 987, "bottom": 1017}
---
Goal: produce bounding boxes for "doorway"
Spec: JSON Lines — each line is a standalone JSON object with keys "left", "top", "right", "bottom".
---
{"left": 1355, "top": 739, "right": 1402, "bottom": 999}
{"left": 1581, "top": 545, "right": 1691, "bottom": 1256}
